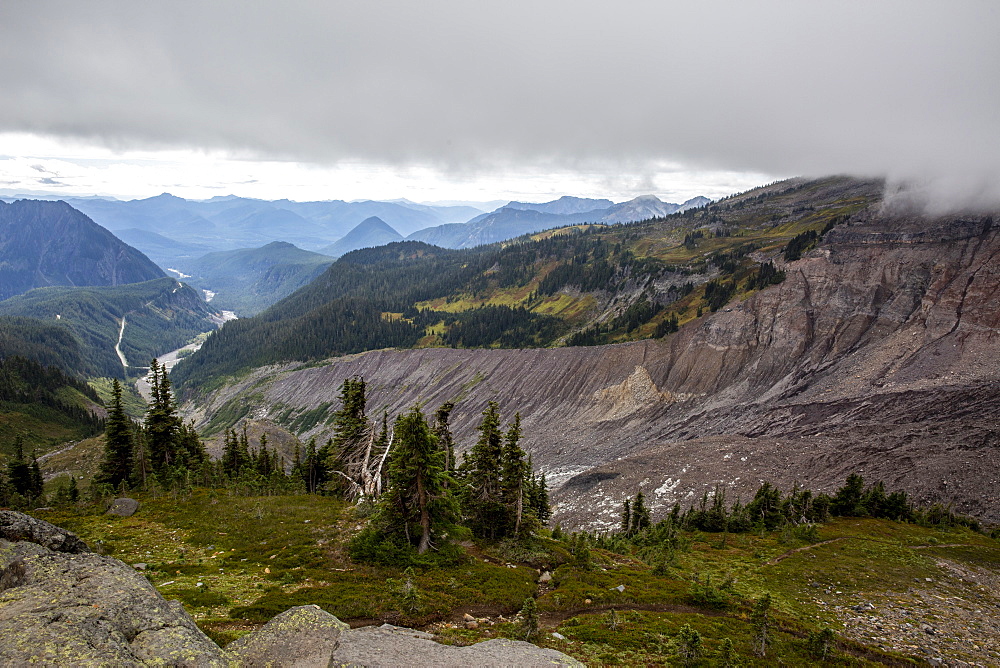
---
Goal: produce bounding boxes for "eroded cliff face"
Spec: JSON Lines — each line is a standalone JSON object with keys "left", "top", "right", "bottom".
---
{"left": 186, "top": 206, "right": 1000, "bottom": 529}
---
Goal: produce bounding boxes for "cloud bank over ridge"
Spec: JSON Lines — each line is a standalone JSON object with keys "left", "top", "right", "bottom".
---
{"left": 0, "top": 1, "right": 997, "bottom": 199}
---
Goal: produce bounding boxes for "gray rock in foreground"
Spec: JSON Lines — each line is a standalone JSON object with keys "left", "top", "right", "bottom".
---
{"left": 0, "top": 512, "right": 227, "bottom": 666}
{"left": 327, "top": 622, "right": 583, "bottom": 667}
{"left": 227, "top": 607, "right": 583, "bottom": 668}
{"left": 228, "top": 610, "right": 583, "bottom": 667}
{"left": 227, "top": 604, "right": 349, "bottom": 666}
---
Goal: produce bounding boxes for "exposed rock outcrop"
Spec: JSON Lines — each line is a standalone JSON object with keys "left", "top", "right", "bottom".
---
{"left": 0, "top": 513, "right": 227, "bottom": 666}
{"left": 325, "top": 622, "right": 581, "bottom": 667}
{"left": 226, "top": 605, "right": 349, "bottom": 666}
{"left": 227, "top": 606, "right": 581, "bottom": 667}
{"left": 0, "top": 510, "right": 90, "bottom": 554}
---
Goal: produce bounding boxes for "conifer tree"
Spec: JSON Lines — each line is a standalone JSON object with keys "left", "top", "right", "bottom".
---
{"left": 501, "top": 413, "right": 529, "bottom": 536}
{"left": 673, "top": 624, "right": 703, "bottom": 666}
{"left": 527, "top": 469, "right": 550, "bottom": 524}
{"left": 255, "top": 434, "right": 273, "bottom": 477}
{"left": 221, "top": 429, "right": 241, "bottom": 478}
{"left": 381, "top": 406, "right": 453, "bottom": 553}
{"left": 299, "top": 438, "right": 327, "bottom": 493}
{"left": 324, "top": 377, "right": 388, "bottom": 499}
{"left": 460, "top": 401, "right": 506, "bottom": 539}
{"left": 331, "top": 377, "right": 368, "bottom": 450}
{"left": 29, "top": 455, "right": 43, "bottom": 499}
{"left": 180, "top": 421, "right": 208, "bottom": 469}
{"left": 832, "top": 473, "right": 866, "bottom": 516}
{"left": 751, "top": 592, "right": 772, "bottom": 657}
{"left": 432, "top": 402, "right": 456, "bottom": 473}
{"left": 132, "top": 427, "right": 151, "bottom": 488}
{"left": 145, "top": 359, "right": 180, "bottom": 471}
{"left": 519, "top": 597, "right": 539, "bottom": 641}
{"left": 632, "top": 491, "right": 651, "bottom": 533}
{"left": 96, "top": 378, "right": 133, "bottom": 488}
{"left": 6, "top": 436, "right": 32, "bottom": 498}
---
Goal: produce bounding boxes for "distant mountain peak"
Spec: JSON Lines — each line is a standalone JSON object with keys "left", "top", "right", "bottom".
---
{"left": 506, "top": 196, "right": 615, "bottom": 216}
{"left": 355, "top": 216, "right": 397, "bottom": 231}
{"left": 319, "top": 216, "right": 403, "bottom": 257}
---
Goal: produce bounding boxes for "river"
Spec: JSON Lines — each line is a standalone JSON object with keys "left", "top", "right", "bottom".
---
{"left": 134, "top": 310, "right": 236, "bottom": 401}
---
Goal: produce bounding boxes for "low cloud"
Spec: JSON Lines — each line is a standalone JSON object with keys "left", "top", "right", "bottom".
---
{"left": 0, "top": 1, "right": 997, "bottom": 204}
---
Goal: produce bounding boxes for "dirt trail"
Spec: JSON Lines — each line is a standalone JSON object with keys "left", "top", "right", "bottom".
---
{"left": 765, "top": 537, "right": 847, "bottom": 565}
{"left": 37, "top": 441, "right": 79, "bottom": 463}
{"left": 765, "top": 536, "right": 970, "bottom": 566}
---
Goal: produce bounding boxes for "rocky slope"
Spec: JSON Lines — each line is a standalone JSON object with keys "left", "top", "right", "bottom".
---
{"left": 184, "top": 191, "right": 1000, "bottom": 530}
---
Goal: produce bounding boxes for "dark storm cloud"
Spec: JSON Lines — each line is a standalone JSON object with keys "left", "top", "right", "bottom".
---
{"left": 0, "top": 1, "right": 997, "bottom": 188}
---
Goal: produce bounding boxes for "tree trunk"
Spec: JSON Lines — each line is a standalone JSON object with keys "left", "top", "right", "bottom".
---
{"left": 514, "top": 484, "right": 523, "bottom": 536}
{"left": 416, "top": 472, "right": 431, "bottom": 554}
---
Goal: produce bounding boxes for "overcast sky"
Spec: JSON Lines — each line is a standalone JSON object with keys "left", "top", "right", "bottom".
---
{"left": 0, "top": 1, "right": 997, "bottom": 205}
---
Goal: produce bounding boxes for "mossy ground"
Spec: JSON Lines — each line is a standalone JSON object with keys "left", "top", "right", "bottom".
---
{"left": 36, "top": 496, "right": 1000, "bottom": 665}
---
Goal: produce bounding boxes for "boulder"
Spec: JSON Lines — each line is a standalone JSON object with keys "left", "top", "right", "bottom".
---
{"left": 228, "top": 614, "right": 583, "bottom": 667}
{"left": 0, "top": 510, "right": 90, "bottom": 554}
{"left": 226, "top": 605, "right": 348, "bottom": 667}
{"left": 107, "top": 498, "right": 140, "bottom": 517}
{"left": 328, "top": 624, "right": 583, "bottom": 667}
{"left": 0, "top": 512, "right": 227, "bottom": 666}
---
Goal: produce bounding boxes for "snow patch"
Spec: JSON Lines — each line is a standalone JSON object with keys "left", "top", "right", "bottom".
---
{"left": 654, "top": 478, "right": 681, "bottom": 497}
{"left": 544, "top": 465, "right": 591, "bottom": 489}
{"left": 166, "top": 268, "right": 191, "bottom": 279}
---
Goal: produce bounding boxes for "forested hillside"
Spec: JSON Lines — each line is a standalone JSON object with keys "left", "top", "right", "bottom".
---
{"left": 176, "top": 241, "right": 334, "bottom": 316}
{"left": 0, "top": 316, "right": 92, "bottom": 378}
{"left": 0, "top": 278, "right": 220, "bottom": 378}
{"left": 174, "top": 176, "right": 880, "bottom": 391}
{"left": 0, "top": 355, "right": 103, "bottom": 454}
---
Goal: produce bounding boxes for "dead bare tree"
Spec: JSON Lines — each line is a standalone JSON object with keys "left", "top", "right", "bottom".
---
{"left": 331, "top": 419, "right": 393, "bottom": 502}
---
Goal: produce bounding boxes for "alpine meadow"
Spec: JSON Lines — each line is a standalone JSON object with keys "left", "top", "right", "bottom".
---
{"left": 1, "top": 3, "right": 999, "bottom": 666}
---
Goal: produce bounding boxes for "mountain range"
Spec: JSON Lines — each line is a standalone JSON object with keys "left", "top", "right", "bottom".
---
{"left": 408, "top": 194, "right": 711, "bottom": 248}
{"left": 62, "top": 194, "right": 488, "bottom": 260}
{"left": 0, "top": 191, "right": 710, "bottom": 270}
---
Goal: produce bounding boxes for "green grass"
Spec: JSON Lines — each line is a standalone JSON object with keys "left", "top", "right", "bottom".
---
{"left": 90, "top": 377, "right": 146, "bottom": 418}
{"left": 34, "top": 496, "right": 999, "bottom": 666}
